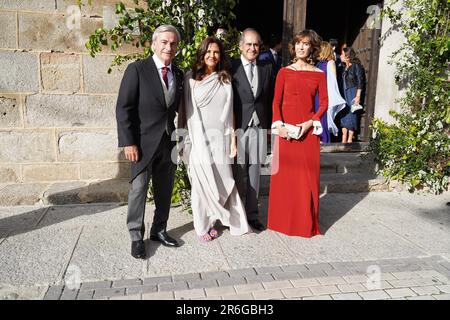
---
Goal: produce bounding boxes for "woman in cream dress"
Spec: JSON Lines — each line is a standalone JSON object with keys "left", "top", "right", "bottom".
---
{"left": 181, "top": 37, "right": 250, "bottom": 243}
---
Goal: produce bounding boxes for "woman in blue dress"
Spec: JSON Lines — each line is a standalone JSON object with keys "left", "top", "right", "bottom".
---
{"left": 339, "top": 47, "right": 366, "bottom": 143}
{"left": 315, "top": 41, "right": 347, "bottom": 143}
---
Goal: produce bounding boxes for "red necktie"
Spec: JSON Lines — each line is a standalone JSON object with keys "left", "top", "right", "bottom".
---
{"left": 161, "top": 66, "right": 169, "bottom": 89}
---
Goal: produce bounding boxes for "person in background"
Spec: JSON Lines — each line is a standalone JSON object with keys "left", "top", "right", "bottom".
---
{"left": 339, "top": 47, "right": 366, "bottom": 143}
{"left": 314, "top": 41, "right": 347, "bottom": 143}
{"left": 329, "top": 38, "right": 344, "bottom": 96}
{"left": 259, "top": 34, "right": 283, "bottom": 78}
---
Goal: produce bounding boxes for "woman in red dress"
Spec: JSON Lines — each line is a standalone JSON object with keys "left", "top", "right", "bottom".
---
{"left": 267, "top": 30, "right": 328, "bottom": 237}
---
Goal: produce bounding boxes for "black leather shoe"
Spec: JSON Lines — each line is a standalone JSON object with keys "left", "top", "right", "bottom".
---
{"left": 248, "top": 219, "right": 266, "bottom": 231}
{"left": 131, "top": 240, "right": 146, "bottom": 259}
{"left": 150, "top": 231, "right": 179, "bottom": 247}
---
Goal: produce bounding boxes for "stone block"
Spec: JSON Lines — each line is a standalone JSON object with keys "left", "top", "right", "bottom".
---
{"left": 56, "top": 0, "right": 141, "bottom": 16}
{"left": 40, "top": 53, "right": 80, "bottom": 93}
{"left": 23, "top": 164, "right": 79, "bottom": 182}
{"left": 80, "top": 162, "right": 130, "bottom": 180}
{"left": 262, "top": 280, "right": 293, "bottom": 290}
{"left": 281, "top": 287, "right": 313, "bottom": 298}
{"left": 385, "top": 288, "right": 417, "bottom": 299}
{"left": 18, "top": 13, "right": 103, "bottom": 52}
{"left": 309, "top": 285, "right": 340, "bottom": 296}
{"left": 0, "top": 51, "right": 39, "bottom": 93}
{"left": 83, "top": 55, "right": 129, "bottom": 94}
{"left": 80, "top": 280, "right": 112, "bottom": 291}
{"left": 43, "top": 181, "right": 87, "bottom": 205}
{"left": 25, "top": 94, "right": 116, "bottom": 128}
{"left": 0, "top": 95, "right": 22, "bottom": 128}
{"left": 0, "top": 165, "right": 20, "bottom": 183}
{"left": 205, "top": 286, "right": 236, "bottom": 297}
{"left": 126, "top": 286, "right": 157, "bottom": 295}
{"left": 81, "top": 179, "right": 129, "bottom": 203}
{"left": 43, "top": 286, "right": 64, "bottom": 300}
{"left": 0, "top": 1, "right": 55, "bottom": 11}
{"left": 234, "top": 283, "right": 265, "bottom": 294}
{"left": 57, "top": 130, "right": 120, "bottom": 162}
{"left": 252, "top": 289, "right": 284, "bottom": 300}
{"left": 0, "top": 130, "right": 55, "bottom": 162}
{"left": 0, "top": 11, "right": 16, "bottom": 49}
{"left": 0, "top": 183, "right": 48, "bottom": 205}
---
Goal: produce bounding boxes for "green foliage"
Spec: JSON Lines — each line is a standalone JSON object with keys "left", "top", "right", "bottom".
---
{"left": 371, "top": 113, "right": 449, "bottom": 194}
{"left": 146, "top": 162, "right": 192, "bottom": 213}
{"left": 82, "top": 0, "right": 241, "bottom": 71}
{"left": 370, "top": 0, "right": 449, "bottom": 194}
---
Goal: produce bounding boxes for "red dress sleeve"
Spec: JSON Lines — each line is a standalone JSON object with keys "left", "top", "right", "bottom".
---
{"left": 312, "top": 72, "right": 328, "bottom": 121}
{"left": 272, "top": 68, "right": 285, "bottom": 124}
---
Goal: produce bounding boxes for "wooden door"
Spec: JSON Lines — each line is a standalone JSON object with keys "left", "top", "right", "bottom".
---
{"left": 345, "top": 4, "right": 382, "bottom": 142}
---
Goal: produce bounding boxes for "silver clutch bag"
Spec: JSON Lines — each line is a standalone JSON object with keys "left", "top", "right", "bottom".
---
{"left": 271, "top": 123, "right": 302, "bottom": 139}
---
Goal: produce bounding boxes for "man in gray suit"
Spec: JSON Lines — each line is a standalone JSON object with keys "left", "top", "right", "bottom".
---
{"left": 116, "top": 25, "right": 184, "bottom": 259}
{"left": 232, "top": 28, "right": 274, "bottom": 231}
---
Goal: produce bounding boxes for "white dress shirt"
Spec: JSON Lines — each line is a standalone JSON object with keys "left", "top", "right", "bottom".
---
{"left": 152, "top": 54, "right": 174, "bottom": 91}
{"left": 240, "top": 55, "right": 258, "bottom": 94}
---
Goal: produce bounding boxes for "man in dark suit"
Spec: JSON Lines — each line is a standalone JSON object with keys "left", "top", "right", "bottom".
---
{"left": 232, "top": 28, "right": 274, "bottom": 231}
{"left": 116, "top": 25, "right": 184, "bottom": 259}
{"left": 258, "top": 34, "right": 282, "bottom": 78}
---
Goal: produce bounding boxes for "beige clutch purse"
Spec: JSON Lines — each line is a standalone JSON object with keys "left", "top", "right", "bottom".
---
{"left": 271, "top": 123, "right": 302, "bottom": 139}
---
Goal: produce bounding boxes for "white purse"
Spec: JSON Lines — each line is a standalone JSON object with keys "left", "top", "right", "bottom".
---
{"left": 271, "top": 121, "right": 323, "bottom": 139}
{"left": 271, "top": 123, "right": 302, "bottom": 139}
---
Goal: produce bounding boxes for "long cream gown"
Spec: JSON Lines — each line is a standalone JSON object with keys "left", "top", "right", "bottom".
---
{"left": 184, "top": 71, "right": 250, "bottom": 236}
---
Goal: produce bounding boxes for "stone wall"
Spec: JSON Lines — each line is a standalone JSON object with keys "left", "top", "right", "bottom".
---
{"left": 0, "top": 0, "right": 139, "bottom": 190}
{"left": 373, "top": 0, "right": 406, "bottom": 124}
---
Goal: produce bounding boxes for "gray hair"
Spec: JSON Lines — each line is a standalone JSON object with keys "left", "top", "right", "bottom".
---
{"left": 152, "top": 24, "right": 181, "bottom": 44}
{"left": 239, "top": 28, "right": 262, "bottom": 45}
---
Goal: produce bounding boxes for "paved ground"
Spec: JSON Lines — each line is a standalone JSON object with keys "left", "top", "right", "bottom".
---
{"left": 0, "top": 191, "right": 449, "bottom": 300}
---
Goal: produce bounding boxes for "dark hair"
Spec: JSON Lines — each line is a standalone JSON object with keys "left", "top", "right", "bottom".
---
{"left": 289, "top": 29, "right": 322, "bottom": 64}
{"left": 192, "top": 37, "right": 231, "bottom": 84}
{"left": 342, "top": 47, "right": 361, "bottom": 65}
{"left": 329, "top": 38, "right": 338, "bottom": 49}
{"left": 266, "top": 33, "right": 282, "bottom": 49}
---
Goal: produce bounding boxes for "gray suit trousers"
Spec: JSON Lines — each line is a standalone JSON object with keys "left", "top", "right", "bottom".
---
{"left": 127, "top": 134, "right": 176, "bottom": 241}
{"left": 233, "top": 125, "right": 266, "bottom": 221}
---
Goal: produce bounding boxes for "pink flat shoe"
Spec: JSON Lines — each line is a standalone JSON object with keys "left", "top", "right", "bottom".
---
{"left": 208, "top": 228, "right": 218, "bottom": 239}
{"left": 198, "top": 233, "right": 212, "bottom": 244}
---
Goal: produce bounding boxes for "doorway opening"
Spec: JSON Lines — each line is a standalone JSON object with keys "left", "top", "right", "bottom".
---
{"left": 233, "top": 0, "right": 284, "bottom": 50}
{"left": 306, "top": 0, "right": 382, "bottom": 142}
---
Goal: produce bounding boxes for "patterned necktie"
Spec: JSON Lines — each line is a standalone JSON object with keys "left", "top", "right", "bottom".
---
{"left": 161, "top": 66, "right": 169, "bottom": 89}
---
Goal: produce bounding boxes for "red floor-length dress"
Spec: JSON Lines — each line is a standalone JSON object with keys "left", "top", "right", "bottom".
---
{"left": 267, "top": 68, "right": 328, "bottom": 237}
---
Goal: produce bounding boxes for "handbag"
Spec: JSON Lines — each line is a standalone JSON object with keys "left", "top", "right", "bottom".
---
{"left": 271, "top": 123, "right": 302, "bottom": 139}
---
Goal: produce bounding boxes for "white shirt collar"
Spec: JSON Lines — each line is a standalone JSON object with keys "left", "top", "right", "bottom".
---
{"left": 152, "top": 54, "right": 172, "bottom": 71}
{"left": 270, "top": 48, "right": 277, "bottom": 56}
{"left": 241, "top": 55, "right": 256, "bottom": 67}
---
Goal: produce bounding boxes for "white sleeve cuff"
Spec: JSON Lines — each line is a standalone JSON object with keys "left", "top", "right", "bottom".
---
{"left": 312, "top": 120, "right": 323, "bottom": 136}
{"left": 271, "top": 121, "right": 283, "bottom": 129}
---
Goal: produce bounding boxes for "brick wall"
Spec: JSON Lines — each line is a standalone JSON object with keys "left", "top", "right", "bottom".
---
{"left": 0, "top": 0, "right": 139, "bottom": 186}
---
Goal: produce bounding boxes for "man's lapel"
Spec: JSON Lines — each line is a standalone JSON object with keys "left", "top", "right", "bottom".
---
{"left": 142, "top": 57, "right": 166, "bottom": 108}
{"left": 171, "top": 66, "right": 184, "bottom": 112}
{"left": 255, "top": 63, "right": 265, "bottom": 99}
